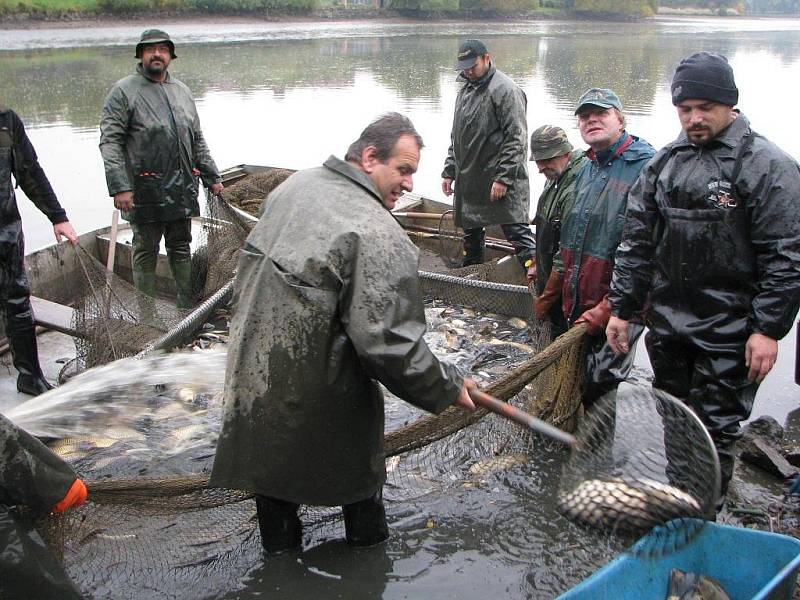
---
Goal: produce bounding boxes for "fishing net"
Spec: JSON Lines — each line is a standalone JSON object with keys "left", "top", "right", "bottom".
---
{"left": 67, "top": 245, "right": 188, "bottom": 375}
{"left": 24, "top": 283, "right": 587, "bottom": 599}
{"left": 557, "top": 383, "right": 721, "bottom": 551}
{"left": 14, "top": 168, "right": 600, "bottom": 598}
{"left": 61, "top": 170, "right": 279, "bottom": 379}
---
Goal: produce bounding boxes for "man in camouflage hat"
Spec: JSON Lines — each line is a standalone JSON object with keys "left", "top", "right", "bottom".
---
{"left": 441, "top": 39, "right": 536, "bottom": 281}
{"left": 529, "top": 125, "right": 586, "bottom": 339}
{"left": 99, "top": 29, "right": 223, "bottom": 309}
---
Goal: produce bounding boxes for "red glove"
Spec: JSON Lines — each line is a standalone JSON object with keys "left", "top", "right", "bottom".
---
{"left": 574, "top": 297, "right": 612, "bottom": 335}
{"left": 52, "top": 479, "right": 88, "bottom": 513}
{"left": 534, "top": 270, "right": 564, "bottom": 320}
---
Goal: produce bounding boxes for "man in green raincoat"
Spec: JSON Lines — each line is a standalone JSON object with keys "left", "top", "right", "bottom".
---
{"left": 99, "top": 29, "right": 223, "bottom": 309}
{"left": 211, "top": 113, "right": 477, "bottom": 553}
{"left": 441, "top": 39, "right": 536, "bottom": 280}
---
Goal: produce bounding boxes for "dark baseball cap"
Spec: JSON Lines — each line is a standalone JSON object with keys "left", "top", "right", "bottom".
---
{"left": 574, "top": 88, "right": 623, "bottom": 115}
{"left": 530, "top": 125, "right": 573, "bottom": 161}
{"left": 135, "top": 29, "right": 177, "bottom": 59}
{"left": 456, "top": 39, "right": 488, "bottom": 70}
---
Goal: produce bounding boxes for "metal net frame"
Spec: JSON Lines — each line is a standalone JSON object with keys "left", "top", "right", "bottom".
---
{"left": 557, "top": 384, "right": 720, "bottom": 544}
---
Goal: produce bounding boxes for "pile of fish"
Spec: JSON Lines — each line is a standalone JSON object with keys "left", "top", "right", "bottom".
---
{"left": 28, "top": 301, "right": 539, "bottom": 480}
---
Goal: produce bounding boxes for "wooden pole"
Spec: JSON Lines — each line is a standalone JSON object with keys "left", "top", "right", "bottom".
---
{"left": 106, "top": 210, "right": 120, "bottom": 273}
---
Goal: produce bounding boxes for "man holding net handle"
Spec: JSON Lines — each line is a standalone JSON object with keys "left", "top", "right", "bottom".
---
{"left": 211, "top": 113, "right": 478, "bottom": 553}
{"left": 606, "top": 52, "right": 800, "bottom": 506}
{"left": 99, "top": 29, "right": 224, "bottom": 310}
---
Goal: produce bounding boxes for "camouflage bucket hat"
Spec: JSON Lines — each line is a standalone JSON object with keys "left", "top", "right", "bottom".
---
{"left": 135, "top": 29, "right": 177, "bottom": 59}
{"left": 530, "top": 125, "right": 573, "bottom": 161}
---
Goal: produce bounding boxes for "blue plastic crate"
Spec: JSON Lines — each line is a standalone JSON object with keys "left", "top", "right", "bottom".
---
{"left": 558, "top": 521, "right": 800, "bottom": 600}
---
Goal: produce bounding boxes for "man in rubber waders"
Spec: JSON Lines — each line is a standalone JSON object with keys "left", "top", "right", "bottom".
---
{"left": 606, "top": 52, "right": 800, "bottom": 506}
{"left": 529, "top": 125, "right": 587, "bottom": 339}
{"left": 0, "top": 106, "right": 78, "bottom": 396}
{"left": 441, "top": 39, "right": 537, "bottom": 281}
{"left": 545, "top": 87, "right": 655, "bottom": 407}
{"left": 210, "top": 113, "right": 478, "bottom": 553}
{"left": 99, "top": 29, "right": 223, "bottom": 310}
{"left": 0, "top": 413, "right": 87, "bottom": 598}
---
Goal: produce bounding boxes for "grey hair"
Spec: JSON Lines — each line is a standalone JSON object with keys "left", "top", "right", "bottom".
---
{"left": 345, "top": 112, "right": 424, "bottom": 164}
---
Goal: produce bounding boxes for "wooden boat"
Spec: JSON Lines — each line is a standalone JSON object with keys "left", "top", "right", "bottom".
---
{"left": 0, "top": 216, "right": 217, "bottom": 412}
{"left": 218, "top": 164, "right": 528, "bottom": 286}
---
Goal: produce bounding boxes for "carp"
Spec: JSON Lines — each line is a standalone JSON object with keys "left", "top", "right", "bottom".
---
{"left": 558, "top": 478, "right": 702, "bottom": 531}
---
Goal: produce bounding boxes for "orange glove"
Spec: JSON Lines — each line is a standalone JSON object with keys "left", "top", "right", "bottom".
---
{"left": 534, "top": 270, "right": 564, "bottom": 320}
{"left": 574, "top": 297, "right": 612, "bottom": 335}
{"left": 52, "top": 479, "right": 88, "bottom": 513}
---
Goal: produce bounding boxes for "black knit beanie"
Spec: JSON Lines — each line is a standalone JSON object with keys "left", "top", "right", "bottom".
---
{"left": 671, "top": 52, "right": 738, "bottom": 106}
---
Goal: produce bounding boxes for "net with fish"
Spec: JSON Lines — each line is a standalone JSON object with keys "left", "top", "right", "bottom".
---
{"left": 22, "top": 168, "right": 613, "bottom": 598}
{"left": 28, "top": 244, "right": 591, "bottom": 599}
{"left": 557, "top": 384, "right": 721, "bottom": 553}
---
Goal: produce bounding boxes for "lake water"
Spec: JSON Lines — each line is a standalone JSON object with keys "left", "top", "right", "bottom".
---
{"left": 2, "top": 16, "right": 800, "bottom": 598}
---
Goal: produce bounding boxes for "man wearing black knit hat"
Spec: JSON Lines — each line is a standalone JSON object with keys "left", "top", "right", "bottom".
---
{"left": 605, "top": 51, "right": 800, "bottom": 507}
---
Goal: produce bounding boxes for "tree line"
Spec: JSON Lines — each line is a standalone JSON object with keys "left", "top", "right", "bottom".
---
{"left": 0, "top": 0, "right": 796, "bottom": 20}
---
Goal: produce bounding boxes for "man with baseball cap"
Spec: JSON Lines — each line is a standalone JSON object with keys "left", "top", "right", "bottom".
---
{"left": 442, "top": 39, "right": 536, "bottom": 281}
{"left": 606, "top": 52, "right": 800, "bottom": 505}
{"left": 100, "top": 29, "right": 223, "bottom": 311}
{"left": 529, "top": 125, "right": 586, "bottom": 338}
{"left": 555, "top": 87, "right": 655, "bottom": 406}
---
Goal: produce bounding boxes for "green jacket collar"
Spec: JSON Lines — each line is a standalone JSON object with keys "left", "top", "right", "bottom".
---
{"left": 323, "top": 155, "right": 385, "bottom": 208}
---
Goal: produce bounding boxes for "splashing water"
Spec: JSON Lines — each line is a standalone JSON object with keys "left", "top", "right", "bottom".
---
{"left": 5, "top": 349, "right": 226, "bottom": 440}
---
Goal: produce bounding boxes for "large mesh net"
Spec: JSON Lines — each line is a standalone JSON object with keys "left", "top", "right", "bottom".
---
{"left": 19, "top": 167, "right": 604, "bottom": 598}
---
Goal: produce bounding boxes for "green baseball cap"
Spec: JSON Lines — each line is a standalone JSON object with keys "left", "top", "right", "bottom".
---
{"left": 530, "top": 125, "right": 573, "bottom": 161}
{"left": 135, "top": 29, "right": 177, "bottom": 59}
{"left": 575, "top": 88, "right": 623, "bottom": 115}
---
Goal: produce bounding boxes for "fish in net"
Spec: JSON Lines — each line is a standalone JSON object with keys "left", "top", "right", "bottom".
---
{"left": 556, "top": 383, "right": 721, "bottom": 556}
{"left": 19, "top": 300, "right": 589, "bottom": 599}
{"left": 17, "top": 168, "right": 607, "bottom": 597}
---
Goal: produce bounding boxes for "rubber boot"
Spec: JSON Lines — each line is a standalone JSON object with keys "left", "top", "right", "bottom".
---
{"left": 8, "top": 323, "right": 53, "bottom": 396}
{"left": 169, "top": 258, "right": 194, "bottom": 310}
{"left": 255, "top": 496, "right": 302, "bottom": 554}
{"left": 342, "top": 491, "right": 389, "bottom": 547}
{"left": 462, "top": 227, "right": 486, "bottom": 267}
{"left": 133, "top": 269, "right": 159, "bottom": 325}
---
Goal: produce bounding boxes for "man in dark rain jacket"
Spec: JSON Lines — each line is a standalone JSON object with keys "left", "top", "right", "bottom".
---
{"left": 0, "top": 106, "right": 78, "bottom": 396}
{"left": 607, "top": 52, "right": 800, "bottom": 503}
{"left": 441, "top": 39, "right": 537, "bottom": 280}
{"left": 99, "top": 29, "right": 223, "bottom": 309}
{"left": 544, "top": 88, "right": 655, "bottom": 406}
{"left": 529, "top": 125, "right": 586, "bottom": 339}
{"left": 211, "top": 113, "right": 477, "bottom": 553}
{"left": 0, "top": 413, "right": 87, "bottom": 598}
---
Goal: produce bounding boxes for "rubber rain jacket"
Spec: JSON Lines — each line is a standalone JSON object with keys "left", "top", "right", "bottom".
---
{"left": 210, "top": 157, "right": 463, "bottom": 507}
{"left": 442, "top": 64, "right": 529, "bottom": 230}
{"left": 0, "top": 413, "right": 82, "bottom": 599}
{"left": 559, "top": 132, "right": 655, "bottom": 320}
{"left": 533, "top": 150, "right": 586, "bottom": 294}
{"left": 99, "top": 65, "right": 221, "bottom": 224}
{"left": 609, "top": 115, "right": 800, "bottom": 493}
{"left": 0, "top": 107, "right": 68, "bottom": 308}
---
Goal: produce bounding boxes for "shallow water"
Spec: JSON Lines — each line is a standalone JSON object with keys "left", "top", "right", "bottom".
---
{"left": 2, "top": 16, "right": 800, "bottom": 598}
